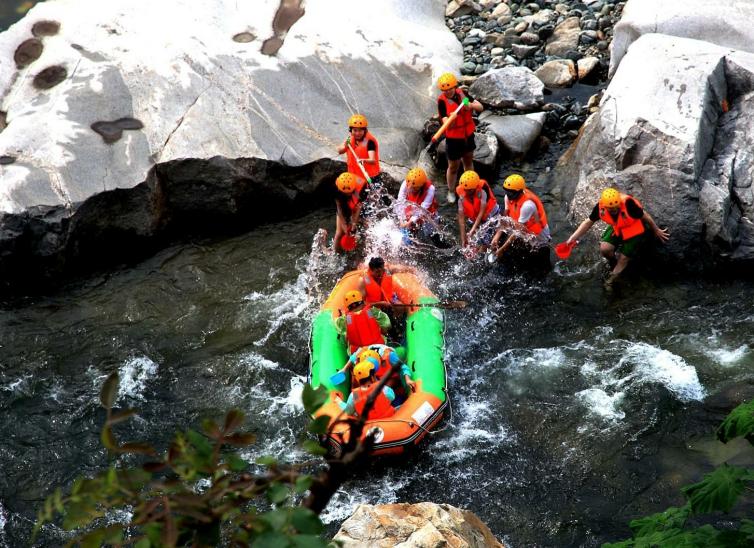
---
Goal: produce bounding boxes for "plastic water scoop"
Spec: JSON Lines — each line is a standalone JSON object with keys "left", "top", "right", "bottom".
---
{"left": 554, "top": 241, "right": 577, "bottom": 260}
{"left": 340, "top": 232, "right": 357, "bottom": 252}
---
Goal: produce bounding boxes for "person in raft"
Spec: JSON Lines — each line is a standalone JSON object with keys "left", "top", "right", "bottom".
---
{"left": 456, "top": 170, "right": 500, "bottom": 251}
{"left": 436, "top": 72, "right": 483, "bottom": 204}
{"left": 336, "top": 114, "right": 386, "bottom": 188}
{"left": 565, "top": 187, "right": 670, "bottom": 286}
{"left": 337, "top": 356, "right": 396, "bottom": 420}
{"left": 338, "top": 345, "right": 416, "bottom": 394}
{"left": 490, "top": 174, "right": 551, "bottom": 262}
{"left": 333, "top": 172, "right": 367, "bottom": 253}
{"left": 335, "top": 290, "right": 391, "bottom": 353}
{"left": 395, "top": 167, "right": 439, "bottom": 239}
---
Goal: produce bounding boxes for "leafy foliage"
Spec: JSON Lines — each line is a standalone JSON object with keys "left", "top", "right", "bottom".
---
{"left": 603, "top": 400, "right": 754, "bottom": 547}
{"left": 34, "top": 373, "right": 338, "bottom": 547}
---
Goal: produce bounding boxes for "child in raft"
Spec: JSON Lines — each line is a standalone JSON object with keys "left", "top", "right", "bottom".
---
{"left": 337, "top": 345, "right": 416, "bottom": 400}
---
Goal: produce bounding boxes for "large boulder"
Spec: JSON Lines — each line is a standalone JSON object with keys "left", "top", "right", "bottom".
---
{"left": 550, "top": 33, "right": 754, "bottom": 267}
{"left": 0, "top": 0, "right": 459, "bottom": 292}
{"left": 544, "top": 16, "right": 580, "bottom": 57}
{"left": 333, "top": 502, "right": 505, "bottom": 547}
{"left": 482, "top": 112, "right": 545, "bottom": 157}
{"left": 469, "top": 67, "right": 544, "bottom": 111}
{"left": 610, "top": 0, "right": 754, "bottom": 77}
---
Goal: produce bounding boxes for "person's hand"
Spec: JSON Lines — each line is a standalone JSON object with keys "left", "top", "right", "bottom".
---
{"left": 655, "top": 226, "right": 670, "bottom": 242}
{"left": 406, "top": 378, "right": 417, "bottom": 393}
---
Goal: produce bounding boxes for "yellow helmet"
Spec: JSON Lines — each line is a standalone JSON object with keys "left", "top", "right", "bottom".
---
{"left": 438, "top": 72, "right": 458, "bottom": 91}
{"left": 348, "top": 114, "right": 368, "bottom": 128}
{"left": 459, "top": 170, "right": 481, "bottom": 191}
{"left": 336, "top": 172, "right": 358, "bottom": 194}
{"left": 600, "top": 188, "right": 621, "bottom": 208}
{"left": 353, "top": 360, "right": 375, "bottom": 381}
{"left": 358, "top": 348, "right": 381, "bottom": 365}
{"left": 503, "top": 174, "right": 526, "bottom": 191}
{"left": 406, "top": 168, "right": 427, "bottom": 190}
{"left": 344, "top": 290, "right": 363, "bottom": 308}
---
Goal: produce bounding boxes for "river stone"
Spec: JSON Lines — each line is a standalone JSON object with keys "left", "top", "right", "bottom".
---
{"left": 470, "top": 66, "right": 544, "bottom": 110}
{"left": 491, "top": 3, "right": 513, "bottom": 24}
{"left": 549, "top": 33, "right": 754, "bottom": 267}
{"left": 0, "top": 0, "right": 460, "bottom": 292}
{"left": 611, "top": 0, "right": 754, "bottom": 77}
{"left": 512, "top": 44, "right": 538, "bottom": 60}
{"left": 483, "top": 112, "right": 545, "bottom": 156}
{"left": 534, "top": 59, "right": 576, "bottom": 87}
{"left": 545, "top": 16, "right": 580, "bottom": 56}
{"left": 473, "top": 126, "right": 499, "bottom": 171}
{"left": 333, "top": 503, "right": 506, "bottom": 547}
{"left": 446, "top": 0, "right": 482, "bottom": 18}
{"left": 577, "top": 56, "right": 600, "bottom": 80}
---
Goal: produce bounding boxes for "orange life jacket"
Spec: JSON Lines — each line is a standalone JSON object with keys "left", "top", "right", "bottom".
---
{"left": 346, "top": 131, "right": 380, "bottom": 179}
{"left": 457, "top": 180, "right": 498, "bottom": 221}
{"left": 506, "top": 189, "right": 548, "bottom": 235}
{"left": 437, "top": 89, "right": 475, "bottom": 139}
{"left": 345, "top": 177, "right": 367, "bottom": 212}
{"left": 599, "top": 193, "right": 645, "bottom": 240}
{"left": 345, "top": 307, "right": 384, "bottom": 353}
{"left": 405, "top": 183, "right": 438, "bottom": 221}
{"left": 363, "top": 272, "right": 395, "bottom": 304}
{"left": 353, "top": 383, "right": 395, "bottom": 420}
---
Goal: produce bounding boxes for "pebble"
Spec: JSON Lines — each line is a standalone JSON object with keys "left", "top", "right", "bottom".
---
{"left": 512, "top": 43, "right": 539, "bottom": 59}
{"left": 514, "top": 21, "right": 529, "bottom": 33}
{"left": 538, "top": 24, "right": 555, "bottom": 40}
{"left": 491, "top": 47, "right": 505, "bottom": 56}
{"left": 520, "top": 32, "right": 541, "bottom": 45}
{"left": 461, "top": 61, "right": 477, "bottom": 74}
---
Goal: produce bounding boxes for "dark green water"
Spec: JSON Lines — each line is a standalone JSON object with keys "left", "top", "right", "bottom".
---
{"left": 1, "top": 204, "right": 753, "bottom": 547}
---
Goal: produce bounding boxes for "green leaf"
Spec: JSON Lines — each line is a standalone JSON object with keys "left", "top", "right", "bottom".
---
{"left": 186, "top": 429, "right": 213, "bottom": 457}
{"left": 266, "top": 483, "right": 289, "bottom": 505}
{"left": 259, "top": 508, "right": 289, "bottom": 531}
{"left": 227, "top": 454, "right": 248, "bottom": 472}
{"left": 253, "top": 531, "right": 292, "bottom": 548}
{"left": 100, "top": 372, "right": 119, "bottom": 410}
{"left": 294, "top": 475, "right": 313, "bottom": 494}
{"left": 307, "top": 415, "right": 331, "bottom": 435}
{"left": 224, "top": 409, "right": 245, "bottom": 432}
{"left": 291, "top": 534, "right": 329, "bottom": 548}
{"left": 256, "top": 455, "right": 278, "bottom": 467}
{"left": 101, "top": 425, "right": 118, "bottom": 451}
{"left": 290, "top": 507, "right": 323, "bottom": 535}
{"left": 53, "top": 488, "right": 64, "bottom": 513}
{"left": 302, "top": 384, "right": 328, "bottom": 415}
{"left": 629, "top": 505, "right": 689, "bottom": 537}
{"left": 740, "top": 519, "right": 754, "bottom": 537}
{"left": 302, "top": 440, "right": 327, "bottom": 456}
{"left": 682, "top": 464, "right": 749, "bottom": 514}
{"left": 717, "top": 400, "right": 754, "bottom": 445}
{"left": 134, "top": 538, "right": 151, "bottom": 548}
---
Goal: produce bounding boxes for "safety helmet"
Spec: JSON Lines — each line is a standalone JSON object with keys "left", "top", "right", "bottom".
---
{"left": 438, "top": 72, "right": 458, "bottom": 91}
{"left": 359, "top": 348, "right": 381, "bottom": 366}
{"left": 406, "top": 168, "right": 427, "bottom": 190}
{"left": 336, "top": 172, "right": 358, "bottom": 194}
{"left": 344, "top": 290, "right": 364, "bottom": 308}
{"left": 503, "top": 174, "right": 526, "bottom": 192}
{"left": 459, "top": 170, "right": 481, "bottom": 191}
{"left": 353, "top": 360, "right": 375, "bottom": 381}
{"left": 600, "top": 188, "right": 621, "bottom": 209}
{"left": 348, "top": 114, "right": 368, "bottom": 129}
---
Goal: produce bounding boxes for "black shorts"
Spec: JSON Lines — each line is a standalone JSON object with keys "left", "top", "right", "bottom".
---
{"left": 446, "top": 136, "right": 476, "bottom": 161}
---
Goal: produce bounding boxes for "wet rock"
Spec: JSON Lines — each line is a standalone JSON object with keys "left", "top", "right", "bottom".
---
{"left": 577, "top": 56, "right": 600, "bottom": 80}
{"left": 333, "top": 503, "right": 505, "bottom": 547}
{"left": 491, "top": 2, "right": 513, "bottom": 24}
{"left": 446, "top": 0, "right": 482, "bottom": 18}
{"left": 520, "top": 32, "right": 541, "bottom": 45}
{"left": 483, "top": 112, "right": 546, "bottom": 156}
{"left": 32, "top": 65, "right": 67, "bottom": 89}
{"left": 537, "top": 24, "right": 555, "bottom": 40}
{"left": 232, "top": 32, "right": 255, "bottom": 43}
{"left": 545, "top": 16, "right": 580, "bottom": 56}
{"left": 535, "top": 59, "right": 576, "bottom": 87}
{"left": 528, "top": 8, "right": 555, "bottom": 26}
{"left": 31, "top": 20, "right": 60, "bottom": 37}
{"left": 597, "top": 40, "right": 609, "bottom": 50}
{"left": 0, "top": 155, "right": 16, "bottom": 165}
{"left": 512, "top": 43, "right": 539, "bottom": 59}
{"left": 470, "top": 66, "right": 544, "bottom": 110}
{"left": 514, "top": 20, "right": 529, "bottom": 33}
{"left": 473, "top": 127, "right": 499, "bottom": 171}
{"left": 14, "top": 38, "right": 43, "bottom": 68}
{"left": 461, "top": 60, "right": 478, "bottom": 74}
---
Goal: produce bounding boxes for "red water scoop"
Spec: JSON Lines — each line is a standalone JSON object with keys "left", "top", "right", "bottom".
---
{"left": 340, "top": 233, "right": 357, "bottom": 252}
{"left": 554, "top": 240, "right": 577, "bottom": 260}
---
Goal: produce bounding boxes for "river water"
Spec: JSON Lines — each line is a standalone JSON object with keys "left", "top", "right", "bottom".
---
{"left": 1, "top": 199, "right": 754, "bottom": 547}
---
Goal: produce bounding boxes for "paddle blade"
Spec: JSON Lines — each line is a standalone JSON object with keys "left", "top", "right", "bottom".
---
{"left": 330, "top": 371, "right": 346, "bottom": 385}
{"left": 340, "top": 233, "right": 357, "bottom": 252}
{"left": 555, "top": 241, "right": 576, "bottom": 259}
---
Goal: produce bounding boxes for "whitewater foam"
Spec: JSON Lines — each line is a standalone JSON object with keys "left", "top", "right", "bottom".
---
{"left": 576, "top": 388, "right": 626, "bottom": 422}
{"left": 117, "top": 356, "right": 159, "bottom": 402}
{"left": 619, "top": 342, "right": 706, "bottom": 402}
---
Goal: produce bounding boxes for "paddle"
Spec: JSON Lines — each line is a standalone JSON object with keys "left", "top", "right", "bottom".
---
{"left": 554, "top": 240, "right": 578, "bottom": 260}
{"left": 391, "top": 300, "right": 468, "bottom": 310}
{"left": 330, "top": 371, "right": 346, "bottom": 385}
{"left": 346, "top": 141, "right": 372, "bottom": 185}
{"left": 431, "top": 97, "right": 470, "bottom": 144}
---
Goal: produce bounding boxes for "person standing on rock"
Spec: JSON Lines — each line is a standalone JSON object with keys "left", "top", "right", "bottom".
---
{"left": 565, "top": 187, "right": 670, "bottom": 286}
{"left": 437, "top": 72, "right": 483, "bottom": 204}
{"left": 490, "top": 174, "right": 551, "bottom": 264}
{"left": 336, "top": 114, "right": 385, "bottom": 188}
{"left": 333, "top": 172, "right": 367, "bottom": 253}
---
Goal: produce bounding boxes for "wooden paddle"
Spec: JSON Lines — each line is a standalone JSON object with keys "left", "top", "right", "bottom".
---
{"left": 391, "top": 300, "right": 468, "bottom": 310}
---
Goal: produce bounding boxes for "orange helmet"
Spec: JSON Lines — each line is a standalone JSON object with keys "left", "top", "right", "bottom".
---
{"left": 344, "top": 290, "right": 363, "bottom": 308}
{"left": 599, "top": 188, "right": 621, "bottom": 209}
{"left": 503, "top": 174, "right": 526, "bottom": 191}
{"left": 459, "top": 170, "right": 481, "bottom": 191}
{"left": 406, "top": 168, "right": 428, "bottom": 190}
{"left": 348, "top": 114, "right": 368, "bottom": 128}
{"left": 438, "top": 72, "right": 458, "bottom": 91}
{"left": 336, "top": 172, "right": 358, "bottom": 194}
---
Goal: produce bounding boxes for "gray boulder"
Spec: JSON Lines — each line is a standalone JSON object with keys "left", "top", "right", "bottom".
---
{"left": 544, "top": 17, "right": 580, "bottom": 57}
{"left": 482, "top": 112, "right": 545, "bottom": 156}
{"left": 469, "top": 67, "right": 544, "bottom": 110}
{"left": 611, "top": 0, "right": 754, "bottom": 77}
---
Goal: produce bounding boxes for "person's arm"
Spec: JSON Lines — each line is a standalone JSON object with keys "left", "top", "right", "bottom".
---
{"left": 468, "top": 192, "right": 487, "bottom": 237}
{"left": 418, "top": 185, "right": 436, "bottom": 215}
{"left": 642, "top": 211, "right": 670, "bottom": 242}
{"left": 338, "top": 392, "right": 356, "bottom": 414}
{"left": 382, "top": 386, "right": 395, "bottom": 403}
{"left": 567, "top": 219, "right": 595, "bottom": 244}
{"left": 468, "top": 98, "right": 483, "bottom": 113}
{"left": 334, "top": 316, "right": 346, "bottom": 337}
{"left": 374, "top": 308, "right": 392, "bottom": 333}
{"left": 350, "top": 202, "right": 362, "bottom": 227}
{"left": 438, "top": 98, "right": 448, "bottom": 124}
{"left": 337, "top": 137, "right": 349, "bottom": 155}
{"left": 360, "top": 140, "right": 377, "bottom": 165}
{"left": 396, "top": 182, "right": 410, "bottom": 226}
{"left": 457, "top": 203, "right": 468, "bottom": 247}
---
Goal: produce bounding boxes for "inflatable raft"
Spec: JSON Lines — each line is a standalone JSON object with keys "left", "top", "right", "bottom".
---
{"left": 309, "top": 268, "right": 447, "bottom": 456}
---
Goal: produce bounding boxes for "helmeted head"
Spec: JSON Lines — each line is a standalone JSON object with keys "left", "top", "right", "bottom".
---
{"left": 503, "top": 174, "right": 525, "bottom": 199}
{"left": 344, "top": 289, "right": 364, "bottom": 310}
{"left": 358, "top": 348, "right": 381, "bottom": 366}
{"left": 348, "top": 114, "right": 368, "bottom": 129}
{"left": 406, "top": 167, "right": 428, "bottom": 191}
{"left": 459, "top": 170, "right": 481, "bottom": 191}
{"left": 336, "top": 172, "right": 358, "bottom": 194}
{"left": 438, "top": 72, "right": 458, "bottom": 91}
{"left": 353, "top": 359, "right": 377, "bottom": 382}
{"left": 599, "top": 188, "right": 621, "bottom": 210}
